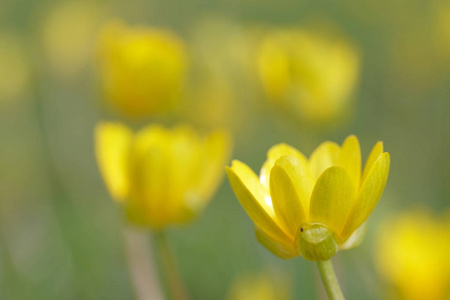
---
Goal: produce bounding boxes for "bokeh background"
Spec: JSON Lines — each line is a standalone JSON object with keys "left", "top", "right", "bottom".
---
{"left": 1, "top": 0, "right": 450, "bottom": 299}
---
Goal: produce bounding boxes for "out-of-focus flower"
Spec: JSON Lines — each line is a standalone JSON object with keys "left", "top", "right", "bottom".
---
{"left": 183, "top": 16, "right": 258, "bottom": 136}
{"left": 95, "top": 122, "right": 231, "bottom": 229}
{"left": 228, "top": 270, "right": 291, "bottom": 300}
{"left": 0, "top": 34, "right": 31, "bottom": 107}
{"left": 42, "top": 1, "right": 105, "bottom": 77}
{"left": 97, "top": 22, "right": 187, "bottom": 118}
{"left": 256, "top": 27, "right": 360, "bottom": 125}
{"left": 376, "top": 210, "right": 450, "bottom": 300}
{"left": 226, "top": 136, "right": 390, "bottom": 260}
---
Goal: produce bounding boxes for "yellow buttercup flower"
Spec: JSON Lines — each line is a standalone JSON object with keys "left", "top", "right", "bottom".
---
{"left": 95, "top": 122, "right": 231, "bottom": 229}
{"left": 376, "top": 210, "right": 450, "bottom": 300}
{"left": 226, "top": 135, "right": 390, "bottom": 260}
{"left": 257, "top": 28, "right": 360, "bottom": 124}
{"left": 97, "top": 22, "right": 187, "bottom": 118}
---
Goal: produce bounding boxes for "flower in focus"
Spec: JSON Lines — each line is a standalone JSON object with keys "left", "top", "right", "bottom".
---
{"left": 228, "top": 270, "right": 291, "bottom": 300}
{"left": 95, "top": 122, "right": 231, "bottom": 229}
{"left": 376, "top": 210, "right": 450, "bottom": 300}
{"left": 226, "top": 136, "right": 390, "bottom": 260}
{"left": 42, "top": 1, "right": 104, "bottom": 77}
{"left": 97, "top": 22, "right": 187, "bottom": 118}
{"left": 256, "top": 27, "right": 360, "bottom": 125}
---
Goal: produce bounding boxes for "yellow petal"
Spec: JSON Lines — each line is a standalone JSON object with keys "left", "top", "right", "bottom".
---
{"left": 129, "top": 126, "right": 171, "bottom": 227}
{"left": 340, "top": 152, "right": 390, "bottom": 240}
{"left": 226, "top": 161, "right": 291, "bottom": 242}
{"left": 308, "top": 142, "right": 340, "bottom": 179}
{"left": 259, "top": 143, "right": 307, "bottom": 190}
{"left": 309, "top": 166, "right": 356, "bottom": 234}
{"left": 267, "top": 143, "right": 308, "bottom": 162}
{"left": 165, "top": 126, "right": 203, "bottom": 221}
{"left": 255, "top": 226, "right": 298, "bottom": 259}
{"left": 361, "top": 141, "right": 383, "bottom": 185}
{"left": 95, "top": 122, "right": 132, "bottom": 202}
{"left": 269, "top": 155, "right": 314, "bottom": 236}
{"left": 337, "top": 135, "right": 361, "bottom": 189}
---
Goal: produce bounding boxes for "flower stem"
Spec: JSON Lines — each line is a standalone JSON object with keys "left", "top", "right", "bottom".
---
{"left": 123, "top": 227, "right": 164, "bottom": 300}
{"left": 155, "top": 231, "right": 189, "bottom": 300}
{"left": 317, "top": 260, "right": 345, "bottom": 300}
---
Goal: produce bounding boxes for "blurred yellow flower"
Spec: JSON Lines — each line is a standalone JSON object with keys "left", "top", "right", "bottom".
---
{"left": 376, "top": 210, "right": 450, "bottom": 300}
{"left": 95, "top": 122, "right": 231, "bottom": 229}
{"left": 257, "top": 28, "right": 360, "bottom": 124}
{"left": 226, "top": 136, "right": 390, "bottom": 260}
{"left": 228, "top": 271, "right": 291, "bottom": 300}
{"left": 0, "top": 34, "right": 31, "bottom": 106}
{"left": 97, "top": 22, "right": 187, "bottom": 118}
{"left": 42, "top": 1, "right": 104, "bottom": 77}
{"left": 183, "top": 17, "right": 258, "bottom": 136}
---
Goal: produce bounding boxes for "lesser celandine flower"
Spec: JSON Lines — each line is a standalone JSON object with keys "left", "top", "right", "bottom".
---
{"left": 97, "top": 22, "right": 187, "bottom": 118}
{"left": 376, "top": 210, "right": 450, "bottom": 300}
{"left": 96, "top": 122, "right": 231, "bottom": 228}
{"left": 226, "top": 135, "right": 390, "bottom": 299}
{"left": 257, "top": 28, "right": 360, "bottom": 125}
{"left": 96, "top": 122, "right": 230, "bottom": 300}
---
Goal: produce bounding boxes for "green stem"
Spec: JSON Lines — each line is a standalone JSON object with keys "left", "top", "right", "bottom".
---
{"left": 317, "top": 260, "right": 345, "bottom": 300}
{"left": 155, "top": 231, "right": 189, "bottom": 300}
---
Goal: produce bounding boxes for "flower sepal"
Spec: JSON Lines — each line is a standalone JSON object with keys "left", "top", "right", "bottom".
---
{"left": 296, "top": 223, "right": 339, "bottom": 261}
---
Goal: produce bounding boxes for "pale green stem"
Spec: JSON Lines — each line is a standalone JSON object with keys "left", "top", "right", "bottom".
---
{"left": 155, "top": 231, "right": 189, "bottom": 300}
{"left": 123, "top": 227, "right": 164, "bottom": 300}
{"left": 317, "top": 260, "right": 345, "bottom": 300}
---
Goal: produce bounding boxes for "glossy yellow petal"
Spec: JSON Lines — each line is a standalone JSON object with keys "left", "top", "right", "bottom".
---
{"left": 255, "top": 226, "right": 298, "bottom": 259}
{"left": 337, "top": 135, "right": 361, "bottom": 189}
{"left": 226, "top": 161, "right": 291, "bottom": 242}
{"left": 269, "top": 155, "right": 314, "bottom": 236}
{"left": 340, "top": 153, "right": 390, "bottom": 240}
{"left": 309, "top": 166, "right": 356, "bottom": 235}
{"left": 259, "top": 143, "right": 307, "bottom": 190}
{"left": 267, "top": 143, "right": 308, "bottom": 162}
{"left": 339, "top": 222, "right": 367, "bottom": 250}
{"left": 95, "top": 122, "right": 132, "bottom": 202}
{"left": 361, "top": 141, "right": 383, "bottom": 185}
{"left": 308, "top": 142, "right": 340, "bottom": 179}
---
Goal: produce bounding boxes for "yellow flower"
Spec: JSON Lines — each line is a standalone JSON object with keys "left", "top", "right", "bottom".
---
{"left": 376, "top": 210, "right": 450, "bottom": 300}
{"left": 226, "top": 136, "right": 390, "bottom": 260}
{"left": 228, "top": 270, "right": 291, "bottom": 300}
{"left": 95, "top": 122, "right": 231, "bottom": 229}
{"left": 257, "top": 28, "right": 360, "bottom": 124}
{"left": 97, "top": 22, "right": 187, "bottom": 118}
